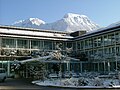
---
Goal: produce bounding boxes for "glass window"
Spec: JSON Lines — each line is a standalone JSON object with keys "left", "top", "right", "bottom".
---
{"left": 39, "top": 40, "right": 44, "bottom": 49}
{"left": 73, "top": 42, "right": 76, "bottom": 50}
{"left": 98, "top": 37, "right": 103, "bottom": 46}
{"left": 77, "top": 41, "right": 80, "bottom": 49}
{"left": 52, "top": 41, "right": 56, "bottom": 50}
{"left": 104, "top": 35, "right": 108, "bottom": 46}
{"left": 31, "top": 40, "right": 44, "bottom": 50}
{"left": 111, "top": 34, "right": 115, "bottom": 44}
{"left": 80, "top": 41, "right": 84, "bottom": 49}
{"left": 44, "top": 41, "right": 52, "bottom": 50}
{"left": 62, "top": 42, "right": 66, "bottom": 50}
{"left": 112, "top": 47, "right": 115, "bottom": 54}
{"left": 31, "top": 40, "right": 39, "bottom": 49}
{"left": 93, "top": 38, "right": 97, "bottom": 47}
{"left": 116, "top": 46, "right": 120, "bottom": 55}
{"left": 115, "top": 32, "right": 120, "bottom": 43}
{"left": 67, "top": 42, "right": 72, "bottom": 48}
{"left": 89, "top": 39, "right": 93, "bottom": 48}
{"left": 104, "top": 48, "right": 109, "bottom": 54}
{"left": 17, "top": 39, "right": 28, "bottom": 49}
{"left": 89, "top": 50, "right": 93, "bottom": 55}
{"left": 85, "top": 39, "right": 89, "bottom": 48}
{"left": 108, "top": 34, "right": 114, "bottom": 45}
{"left": 2, "top": 38, "right": 15, "bottom": 48}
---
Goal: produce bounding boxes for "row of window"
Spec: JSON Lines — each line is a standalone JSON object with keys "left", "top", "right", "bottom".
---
{"left": 0, "top": 38, "right": 74, "bottom": 51}
{"left": 76, "top": 31, "right": 120, "bottom": 50}
{"left": 75, "top": 31, "right": 120, "bottom": 60}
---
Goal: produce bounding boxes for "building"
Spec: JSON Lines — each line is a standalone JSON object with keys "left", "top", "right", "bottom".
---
{"left": 0, "top": 25, "right": 73, "bottom": 77}
{"left": 72, "top": 24, "right": 120, "bottom": 73}
{"left": 0, "top": 24, "right": 120, "bottom": 77}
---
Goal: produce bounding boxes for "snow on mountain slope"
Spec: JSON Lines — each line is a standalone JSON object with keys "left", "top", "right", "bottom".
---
{"left": 13, "top": 13, "right": 99, "bottom": 32}
{"left": 40, "top": 13, "right": 99, "bottom": 32}
{"left": 13, "top": 18, "right": 45, "bottom": 28}
{"left": 107, "top": 21, "right": 120, "bottom": 28}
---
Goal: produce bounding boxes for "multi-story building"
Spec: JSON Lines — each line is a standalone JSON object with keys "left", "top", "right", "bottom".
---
{"left": 72, "top": 24, "right": 120, "bottom": 73}
{"left": 0, "top": 24, "right": 120, "bottom": 77}
{"left": 0, "top": 25, "right": 73, "bottom": 77}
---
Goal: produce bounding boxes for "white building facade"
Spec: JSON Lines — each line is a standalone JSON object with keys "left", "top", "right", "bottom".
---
{"left": 0, "top": 25, "right": 120, "bottom": 77}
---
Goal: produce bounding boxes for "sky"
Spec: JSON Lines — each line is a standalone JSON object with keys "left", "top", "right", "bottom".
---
{"left": 0, "top": 0, "right": 120, "bottom": 27}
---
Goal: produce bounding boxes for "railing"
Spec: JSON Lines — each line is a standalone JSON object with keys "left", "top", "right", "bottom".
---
{"left": 89, "top": 53, "right": 120, "bottom": 62}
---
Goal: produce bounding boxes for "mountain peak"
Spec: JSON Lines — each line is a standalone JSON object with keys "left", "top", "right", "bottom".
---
{"left": 13, "top": 13, "right": 100, "bottom": 32}
{"left": 13, "top": 18, "right": 45, "bottom": 27}
{"left": 28, "top": 18, "right": 45, "bottom": 25}
{"left": 64, "top": 13, "right": 87, "bottom": 18}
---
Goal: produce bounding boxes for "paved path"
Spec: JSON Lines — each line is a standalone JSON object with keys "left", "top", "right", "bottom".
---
{"left": 0, "top": 78, "right": 75, "bottom": 90}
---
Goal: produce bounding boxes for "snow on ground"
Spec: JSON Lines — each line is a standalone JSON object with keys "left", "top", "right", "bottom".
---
{"left": 32, "top": 77, "right": 120, "bottom": 88}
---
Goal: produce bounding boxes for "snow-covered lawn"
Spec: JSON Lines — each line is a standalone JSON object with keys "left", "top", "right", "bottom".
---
{"left": 32, "top": 77, "right": 120, "bottom": 88}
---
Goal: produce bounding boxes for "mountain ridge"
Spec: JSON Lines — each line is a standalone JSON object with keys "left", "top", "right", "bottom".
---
{"left": 13, "top": 13, "right": 100, "bottom": 32}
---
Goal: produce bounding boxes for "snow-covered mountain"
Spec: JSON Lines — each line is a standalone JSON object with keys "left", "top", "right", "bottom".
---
{"left": 107, "top": 21, "right": 120, "bottom": 28}
{"left": 13, "top": 18, "right": 45, "bottom": 28}
{"left": 13, "top": 13, "right": 99, "bottom": 32}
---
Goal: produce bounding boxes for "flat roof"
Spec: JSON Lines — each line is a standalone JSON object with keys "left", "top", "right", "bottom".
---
{"left": 0, "top": 25, "right": 73, "bottom": 41}
{"left": 0, "top": 25, "right": 69, "bottom": 34}
{"left": 0, "top": 23, "right": 120, "bottom": 41}
{"left": 71, "top": 24, "right": 120, "bottom": 41}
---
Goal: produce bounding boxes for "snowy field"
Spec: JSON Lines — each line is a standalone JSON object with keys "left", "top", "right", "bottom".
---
{"left": 32, "top": 77, "right": 120, "bottom": 89}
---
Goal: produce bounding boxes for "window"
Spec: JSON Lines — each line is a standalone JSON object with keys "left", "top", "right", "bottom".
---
{"left": 98, "top": 37, "right": 103, "bottom": 46}
{"left": 77, "top": 41, "right": 80, "bottom": 49}
{"left": 80, "top": 41, "right": 84, "bottom": 49}
{"left": 104, "top": 35, "right": 108, "bottom": 46}
{"left": 44, "top": 41, "right": 52, "bottom": 50}
{"left": 31, "top": 40, "right": 44, "bottom": 49}
{"left": 17, "top": 39, "right": 28, "bottom": 49}
{"left": 85, "top": 39, "right": 89, "bottom": 48}
{"left": 115, "top": 32, "right": 120, "bottom": 43}
{"left": 67, "top": 42, "right": 72, "bottom": 48}
{"left": 2, "top": 38, "right": 15, "bottom": 48}
{"left": 93, "top": 38, "right": 97, "bottom": 47}
{"left": 89, "top": 39, "right": 93, "bottom": 48}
